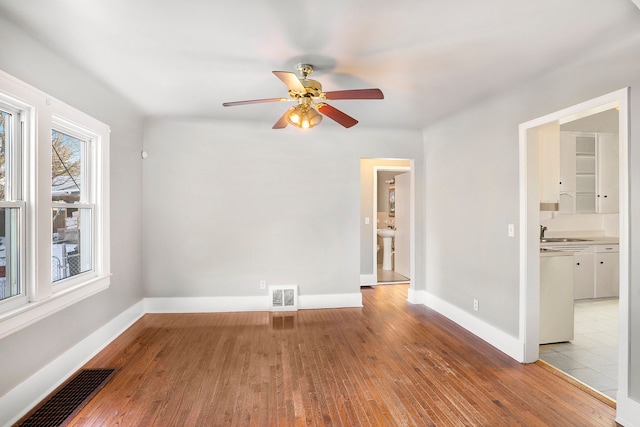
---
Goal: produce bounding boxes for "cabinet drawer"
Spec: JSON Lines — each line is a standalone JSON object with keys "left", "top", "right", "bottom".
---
{"left": 593, "top": 244, "right": 618, "bottom": 253}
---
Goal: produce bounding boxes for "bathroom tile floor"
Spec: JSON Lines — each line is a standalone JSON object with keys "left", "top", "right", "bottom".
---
{"left": 539, "top": 298, "right": 618, "bottom": 400}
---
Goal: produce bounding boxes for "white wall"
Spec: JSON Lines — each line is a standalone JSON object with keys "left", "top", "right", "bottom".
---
{"left": 423, "top": 23, "right": 640, "bottom": 410}
{"left": 143, "top": 119, "right": 424, "bottom": 300}
{"left": 0, "top": 15, "right": 144, "bottom": 397}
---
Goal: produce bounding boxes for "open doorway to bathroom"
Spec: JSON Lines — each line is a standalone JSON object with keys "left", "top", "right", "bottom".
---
{"left": 360, "top": 158, "right": 414, "bottom": 289}
{"left": 374, "top": 165, "right": 410, "bottom": 284}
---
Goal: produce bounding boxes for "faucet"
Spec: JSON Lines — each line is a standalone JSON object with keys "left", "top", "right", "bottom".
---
{"left": 540, "top": 225, "right": 547, "bottom": 240}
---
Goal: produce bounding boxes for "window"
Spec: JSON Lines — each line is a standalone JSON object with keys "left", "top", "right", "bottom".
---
{"left": 0, "top": 104, "right": 23, "bottom": 305}
{"left": 51, "top": 127, "right": 93, "bottom": 283}
{"left": 0, "top": 69, "right": 110, "bottom": 338}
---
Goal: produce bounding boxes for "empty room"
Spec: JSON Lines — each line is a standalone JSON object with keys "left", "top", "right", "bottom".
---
{"left": 1, "top": 1, "right": 640, "bottom": 425}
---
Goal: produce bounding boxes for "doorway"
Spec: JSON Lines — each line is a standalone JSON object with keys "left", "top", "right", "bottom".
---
{"left": 375, "top": 167, "right": 411, "bottom": 284}
{"left": 519, "top": 89, "right": 629, "bottom": 402}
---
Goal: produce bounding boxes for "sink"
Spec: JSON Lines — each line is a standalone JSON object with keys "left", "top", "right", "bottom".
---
{"left": 540, "top": 238, "right": 590, "bottom": 243}
{"left": 377, "top": 229, "right": 395, "bottom": 270}
{"left": 377, "top": 228, "right": 395, "bottom": 238}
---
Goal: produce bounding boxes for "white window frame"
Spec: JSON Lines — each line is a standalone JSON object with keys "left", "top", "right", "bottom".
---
{"left": 51, "top": 119, "right": 96, "bottom": 288}
{"left": 0, "top": 69, "right": 110, "bottom": 339}
{"left": 0, "top": 99, "right": 27, "bottom": 313}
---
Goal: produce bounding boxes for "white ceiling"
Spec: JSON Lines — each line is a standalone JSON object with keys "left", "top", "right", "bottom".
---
{"left": 1, "top": 0, "right": 639, "bottom": 129}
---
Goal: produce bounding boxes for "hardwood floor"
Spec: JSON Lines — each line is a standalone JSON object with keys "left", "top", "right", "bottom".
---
{"left": 66, "top": 285, "right": 618, "bottom": 426}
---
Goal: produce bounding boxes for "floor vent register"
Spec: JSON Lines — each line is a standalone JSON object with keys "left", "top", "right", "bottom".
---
{"left": 16, "top": 368, "right": 117, "bottom": 427}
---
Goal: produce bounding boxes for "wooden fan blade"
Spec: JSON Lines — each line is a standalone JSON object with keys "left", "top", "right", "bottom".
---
{"left": 323, "top": 88, "right": 384, "bottom": 100}
{"left": 273, "top": 71, "right": 306, "bottom": 92}
{"left": 273, "top": 107, "right": 294, "bottom": 129}
{"left": 316, "top": 103, "right": 358, "bottom": 128}
{"left": 223, "top": 98, "right": 290, "bottom": 107}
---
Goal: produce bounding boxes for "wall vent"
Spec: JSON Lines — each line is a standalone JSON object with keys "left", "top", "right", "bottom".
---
{"left": 268, "top": 285, "right": 298, "bottom": 311}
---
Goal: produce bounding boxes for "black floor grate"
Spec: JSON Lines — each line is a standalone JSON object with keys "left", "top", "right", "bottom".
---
{"left": 17, "top": 368, "right": 117, "bottom": 427}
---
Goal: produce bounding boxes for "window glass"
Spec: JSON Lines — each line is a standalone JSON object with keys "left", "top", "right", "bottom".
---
{"left": 0, "top": 208, "right": 20, "bottom": 301}
{"left": 52, "top": 207, "right": 92, "bottom": 282}
{"left": 0, "top": 110, "right": 9, "bottom": 201}
{"left": 52, "top": 129, "right": 83, "bottom": 203}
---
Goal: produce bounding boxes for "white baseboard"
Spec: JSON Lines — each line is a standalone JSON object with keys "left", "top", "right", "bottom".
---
{"left": 299, "top": 293, "right": 362, "bottom": 309}
{"left": 360, "top": 274, "right": 375, "bottom": 285}
{"left": 407, "top": 288, "right": 426, "bottom": 305}
{"left": 145, "top": 293, "right": 363, "bottom": 312}
{"left": 424, "top": 291, "right": 523, "bottom": 362}
{"left": 617, "top": 393, "right": 640, "bottom": 427}
{"left": 144, "top": 296, "right": 268, "bottom": 313}
{"left": 0, "top": 300, "right": 144, "bottom": 427}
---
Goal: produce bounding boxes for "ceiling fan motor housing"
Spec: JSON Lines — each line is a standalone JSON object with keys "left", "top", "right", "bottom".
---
{"left": 300, "top": 79, "right": 322, "bottom": 98}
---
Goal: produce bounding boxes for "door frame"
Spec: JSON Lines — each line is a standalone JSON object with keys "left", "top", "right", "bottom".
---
{"left": 372, "top": 164, "right": 412, "bottom": 285}
{"left": 518, "top": 89, "right": 629, "bottom": 392}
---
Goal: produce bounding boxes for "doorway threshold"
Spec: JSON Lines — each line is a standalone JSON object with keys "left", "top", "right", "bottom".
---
{"left": 535, "top": 359, "right": 616, "bottom": 409}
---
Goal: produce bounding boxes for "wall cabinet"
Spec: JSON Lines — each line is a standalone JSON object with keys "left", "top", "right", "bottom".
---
{"left": 596, "top": 133, "right": 619, "bottom": 214}
{"left": 573, "top": 244, "right": 619, "bottom": 299}
{"left": 537, "top": 123, "right": 560, "bottom": 208}
{"left": 558, "top": 131, "right": 618, "bottom": 214}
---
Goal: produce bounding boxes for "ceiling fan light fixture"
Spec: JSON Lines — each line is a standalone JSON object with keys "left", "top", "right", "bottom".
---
{"left": 287, "top": 104, "right": 322, "bottom": 129}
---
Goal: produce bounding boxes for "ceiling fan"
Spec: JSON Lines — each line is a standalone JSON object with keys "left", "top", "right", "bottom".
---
{"left": 222, "top": 64, "right": 384, "bottom": 129}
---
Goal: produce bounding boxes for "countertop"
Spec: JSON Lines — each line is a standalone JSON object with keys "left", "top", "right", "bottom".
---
{"left": 539, "top": 236, "right": 619, "bottom": 247}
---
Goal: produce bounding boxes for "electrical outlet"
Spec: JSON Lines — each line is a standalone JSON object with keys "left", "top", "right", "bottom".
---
{"left": 508, "top": 224, "right": 515, "bottom": 237}
{"left": 473, "top": 299, "right": 479, "bottom": 311}
{"left": 260, "top": 280, "right": 266, "bottom": 290}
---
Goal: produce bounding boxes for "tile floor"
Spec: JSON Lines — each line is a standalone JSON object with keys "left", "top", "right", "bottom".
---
{"left": 539, "top": 298, "right": 618, "bottom": 400}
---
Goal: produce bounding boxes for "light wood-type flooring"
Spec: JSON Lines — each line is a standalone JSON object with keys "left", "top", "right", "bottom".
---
{"left": 65, "top": 284, "right": 617, "bottom": 426}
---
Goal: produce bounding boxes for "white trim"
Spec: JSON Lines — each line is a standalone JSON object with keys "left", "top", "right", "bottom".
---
{"left": 518, "top": 89, "right": 630, "bottom": 396}
{"left": 371, "top": 163, "right": 415, "bottom": 291}
{"left": 360, "top": 274, "right": 375, "bottom": 285}
{"left": 424, "top": 291, "right": 523, "bottom": 361}
{"left": 0, "top": 300, "right": 144, "bottom": 427}
{"left": 0, "top": 275, "right": 110, "bottom": 339}
{"left": 616, "top": 393, "right": 640, "bottom": 427}
{"left": 407, "top": 288, "right": 426, "bottom": 305}
{"left": 144, "top": 292, "right": 363, "bottom": 313}
{"left": 299, "top": 292, "right": 363, "bottom": 309}
{"left": 144, "top": 295, "right": 269, "bottom": 313}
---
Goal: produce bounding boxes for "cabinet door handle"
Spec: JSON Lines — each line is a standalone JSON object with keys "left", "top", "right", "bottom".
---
{"left": 576, "top": 262, "right": 580, "bottom": 266}
{"left": 604, "top": 195, "right": 608, "bottom": 198}
{"left": 600, "top": 261, "right": 604, "bottom": 264}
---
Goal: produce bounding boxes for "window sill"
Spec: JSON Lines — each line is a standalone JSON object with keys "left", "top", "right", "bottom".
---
{"left": 0, "top": 275, "right": 111, "bottom": 339}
